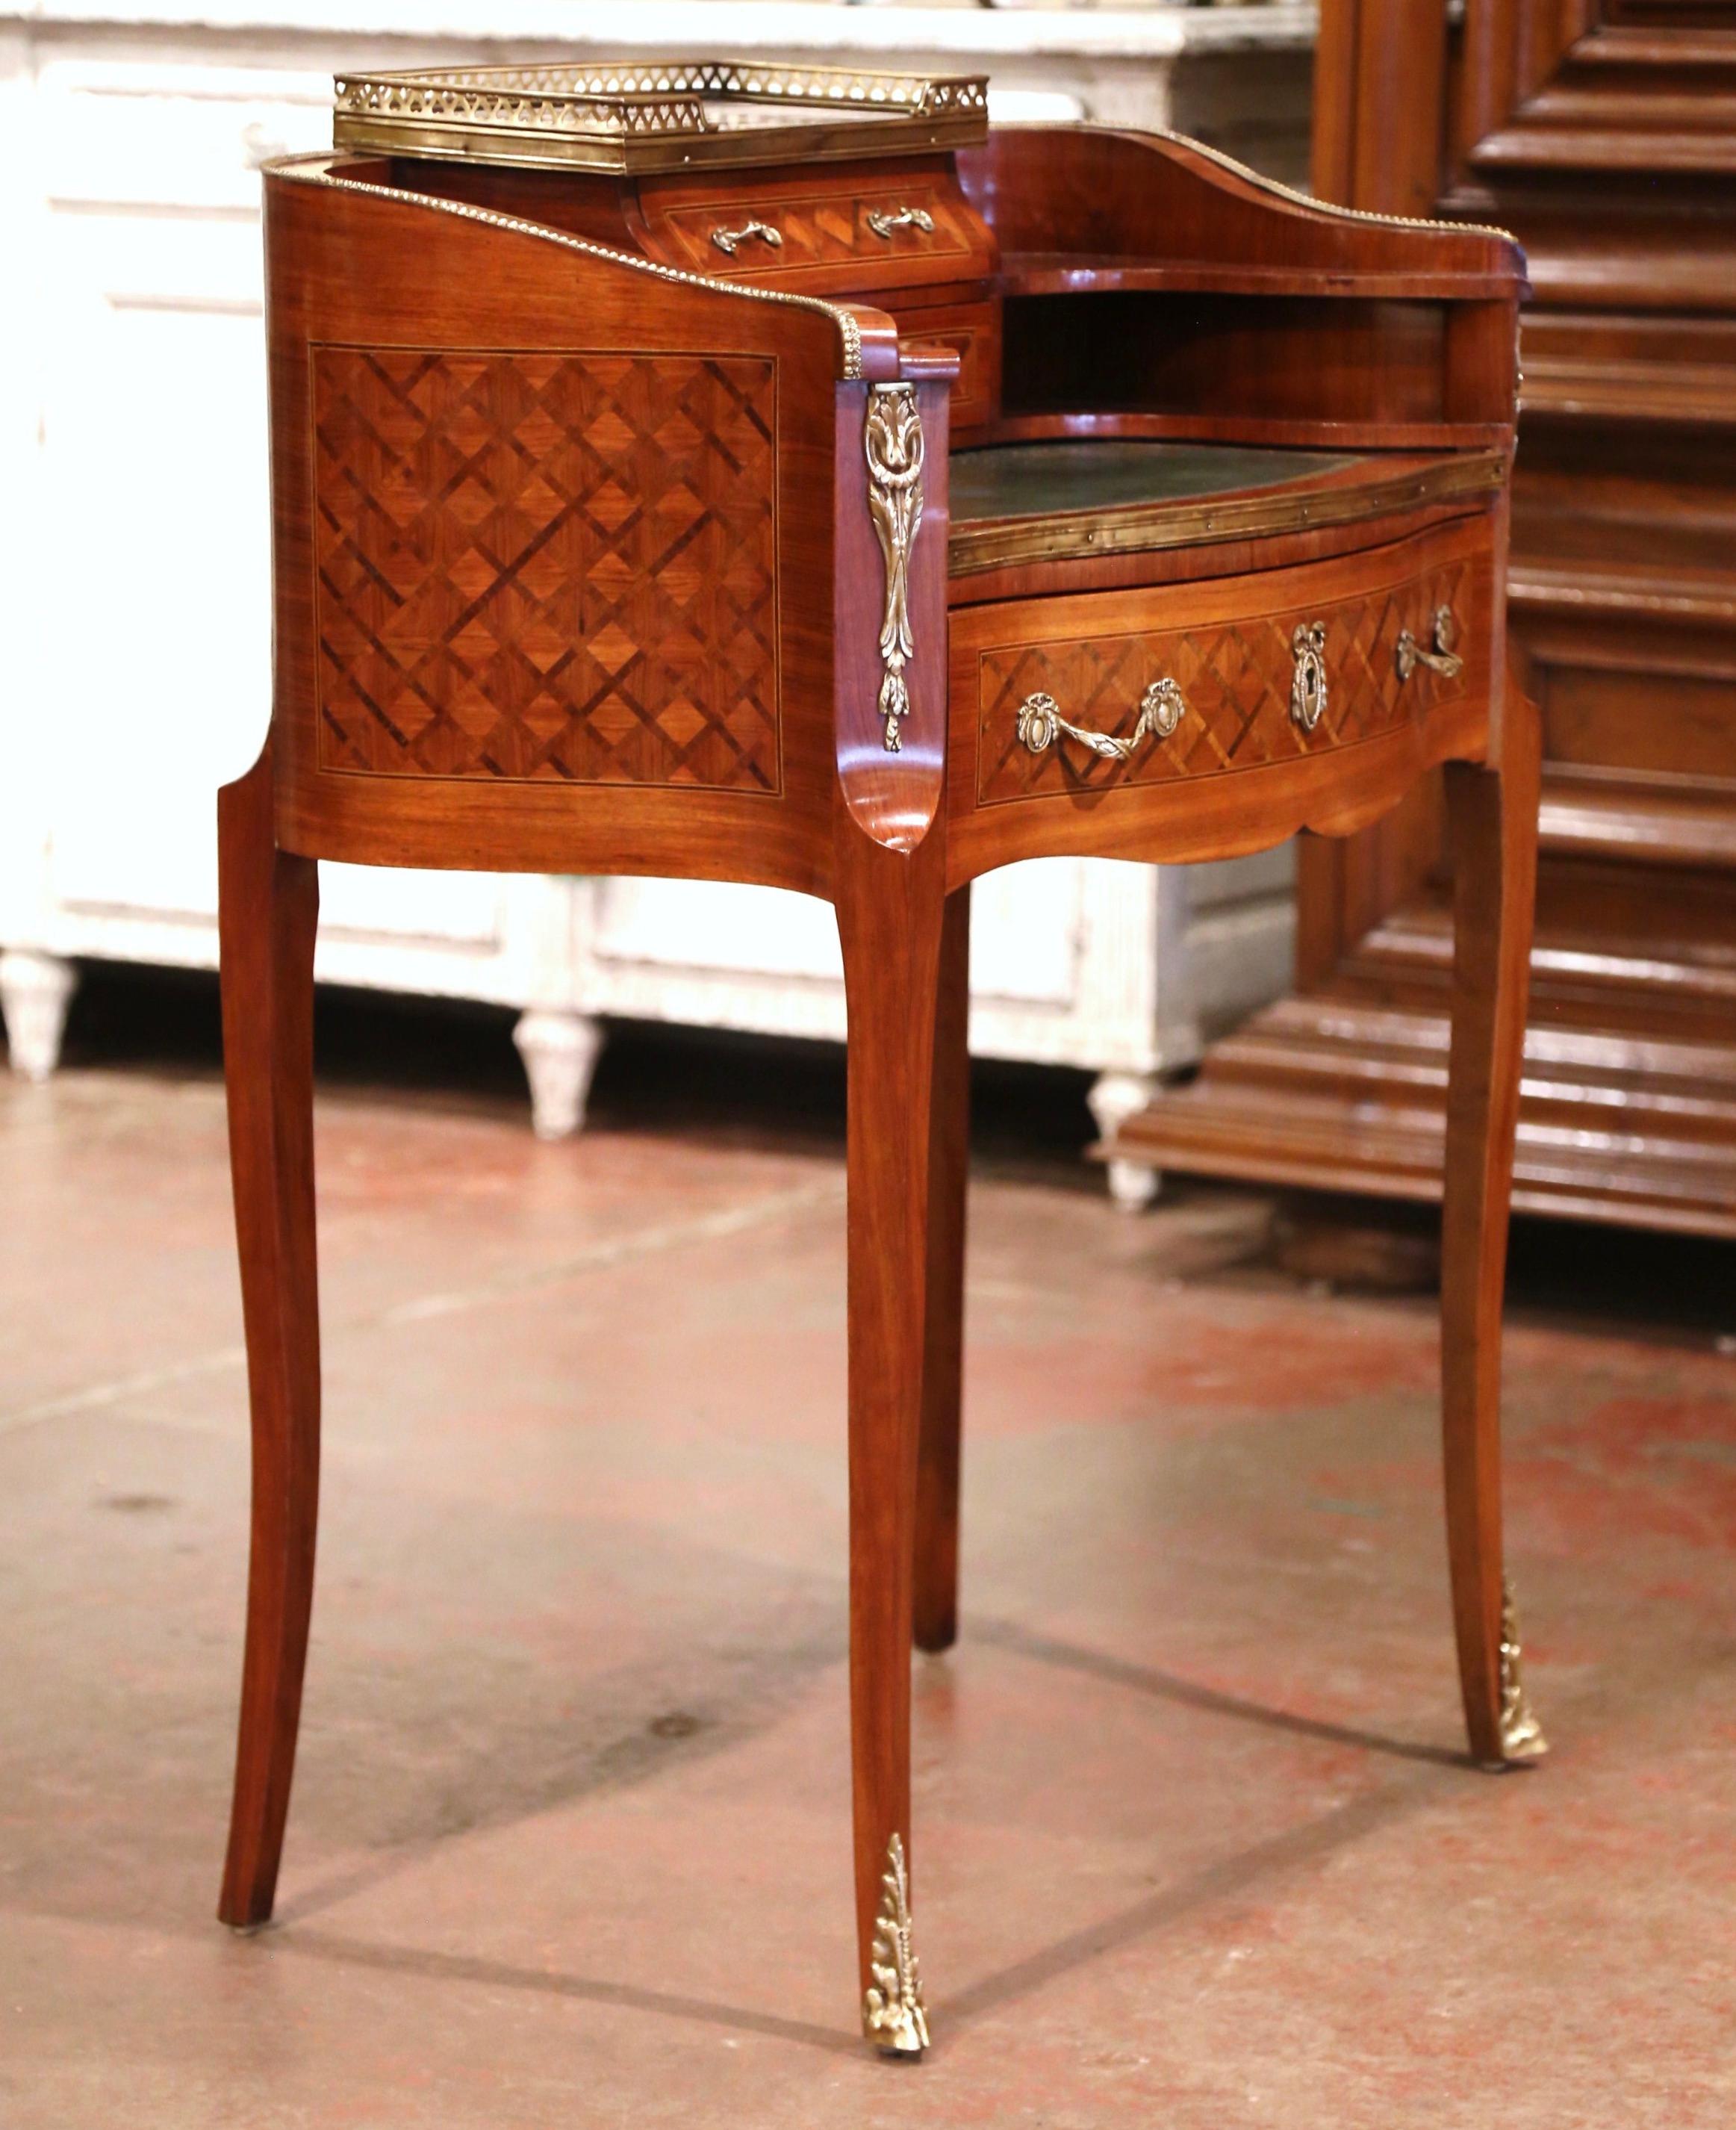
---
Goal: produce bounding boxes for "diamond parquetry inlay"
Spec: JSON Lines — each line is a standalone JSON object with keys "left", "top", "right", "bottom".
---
{"left": 977, "top": 559, "right": 1474, "bottom": 805}
{"left": 314, "top": 347, "right": 781, "bottom": 790}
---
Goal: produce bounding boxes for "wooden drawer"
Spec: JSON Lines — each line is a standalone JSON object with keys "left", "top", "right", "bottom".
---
{"left": 959, "top": 522, "right": 1496, "bottom": 810}
{"left": 635, "top": 158, "right": 994, "bottom": 297}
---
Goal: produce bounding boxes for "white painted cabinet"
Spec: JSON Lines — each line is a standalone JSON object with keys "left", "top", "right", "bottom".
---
{"left": 0, "top": 7, "right": 1304, "bottom": 1198}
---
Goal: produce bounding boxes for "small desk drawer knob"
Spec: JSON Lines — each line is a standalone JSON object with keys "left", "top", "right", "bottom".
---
{"left": 711, "top": 218, "right": 783, "bottom": 257}
{"left": 1396, "top": 605, "right": 1465, "bottom": 681}
{"left": 866, "top": 205, "right": 936, "bottom": 239}
{"left": 1290, "top": 621, "right": 1328, "bottom": 732}
{"left": 1017, "top": 678, "right": 1185, "bottom": 762}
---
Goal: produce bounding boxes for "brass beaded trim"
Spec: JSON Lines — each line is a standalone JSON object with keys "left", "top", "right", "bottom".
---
{"left": 270, "top": 154, "right": 865, "bottom": 379}
{"left": 1145, "top": 126, "right": 1519, "bottom": 248}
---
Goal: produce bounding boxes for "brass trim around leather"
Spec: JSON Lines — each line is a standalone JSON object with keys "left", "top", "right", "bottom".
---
{"left": 947, "top": 449, "right": 1508, "bottom": 577}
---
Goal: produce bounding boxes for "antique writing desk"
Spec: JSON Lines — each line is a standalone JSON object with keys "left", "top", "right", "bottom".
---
{"left": 222, "top": 63, "right": 1543, "bottom": 2059}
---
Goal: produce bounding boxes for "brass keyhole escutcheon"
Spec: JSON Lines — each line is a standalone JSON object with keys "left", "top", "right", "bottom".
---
{"left": 1290, "top": 621, "right": 1328, "bottom": 732}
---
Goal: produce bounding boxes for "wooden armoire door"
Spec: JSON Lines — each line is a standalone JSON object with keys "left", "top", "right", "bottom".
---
{"left": 1112, "top": 0, "right": 1736, "bottom": 1236}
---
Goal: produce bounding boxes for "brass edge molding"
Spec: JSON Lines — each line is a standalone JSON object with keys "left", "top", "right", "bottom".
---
{"left": 1496, "top": 1580, "right": 1549, "bottom": 1764}
{"left": 1139, "top": 123, "right": 1519, "bottom": 248}
{"left": 862, "top": 1833, "right": 930, "bottom": 2057}
{"left": 333, "top": 110, "right": 987, "bottom": 176}
{"left": 271, "top": 156, "right": 864, "bottom": 380}
{"left": 332, "top": 60, "right": 988, "bottom": 176}
{"left": 946, "top": 451, "right": 1508, "bottom": 577}
{"left": 865, "top": 383, "right": 926, "bottom": 753}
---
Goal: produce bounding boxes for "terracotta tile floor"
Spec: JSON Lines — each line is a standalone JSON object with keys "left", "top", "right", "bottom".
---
{"left": 3, "top": 978, "right": 1735, "bottom": 2127}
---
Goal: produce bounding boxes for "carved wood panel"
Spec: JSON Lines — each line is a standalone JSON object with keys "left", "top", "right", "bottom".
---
{"left": 1449, "top": 0, "right": 1736, "bottom": 190}
{"left": 974, "top": 558, "right": 1478, "bottom": 806}
{"left": 313, "top": 347, "right": 783, "bottom": 791}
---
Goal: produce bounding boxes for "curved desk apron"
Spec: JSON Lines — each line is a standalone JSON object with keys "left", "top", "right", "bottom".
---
{"left": 217, "top": 113, "right": 1545, "bottom": 2061}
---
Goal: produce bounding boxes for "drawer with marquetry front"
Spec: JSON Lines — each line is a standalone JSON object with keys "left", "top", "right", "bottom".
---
{"left": 635, "top": 158, "right": 995, "bottom": 298}
{"left": 953, "top": 518, "right": 1496, "bottom": 813}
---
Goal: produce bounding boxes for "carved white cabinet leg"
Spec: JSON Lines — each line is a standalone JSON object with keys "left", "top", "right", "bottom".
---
{"left": 1088, "top": 1070, "right": 1162, "bottom": 1212}
{"left": 0, "top": 951, "right": 78, "bottom": 1082}
{"left": 513, "top": 1010, "right": 604, "bottom": 1140}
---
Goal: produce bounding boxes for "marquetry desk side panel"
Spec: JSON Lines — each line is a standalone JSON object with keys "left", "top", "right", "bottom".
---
{"left": 311, "top": 346, "right": 784, "bottom": 795}
{"left": 263, "top": 168, "right": 853, "bottom": 897}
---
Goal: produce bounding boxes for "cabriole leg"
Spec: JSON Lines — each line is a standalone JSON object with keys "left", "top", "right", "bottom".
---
{"left": 1440, "top": 687, "right": 1546, "bottom": 1772}
{"left": 217, "top": 748, "right": 323, "bottom": 1925}
{"left": 836, "top": 830, "right": 947, "bottom": 2058}
{"left": 914, "top": 885, "right": 970, "bottom": 1657}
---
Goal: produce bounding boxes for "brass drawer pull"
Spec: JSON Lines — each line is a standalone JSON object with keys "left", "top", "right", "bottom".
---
{"left": 1017, "top": 679, "right": 1185, "bottom": 761}
{"left": 1396, "top": 605, "right": 1465, "bottom": 681}
{"left": 710, "top": 217, "right": 783, "bottom": 257}
{"left": 866, "top": 205, "right": 935, "bottom": 239}
{"left": 1290, "top": 621, "right": 1328, "bottom": 732}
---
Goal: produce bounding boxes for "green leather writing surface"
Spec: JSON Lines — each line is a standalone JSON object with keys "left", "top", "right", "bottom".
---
{"left": 950, "top": 441, "right": 1359, "bottom": 526}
